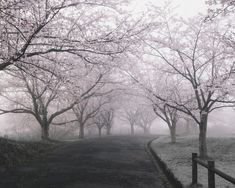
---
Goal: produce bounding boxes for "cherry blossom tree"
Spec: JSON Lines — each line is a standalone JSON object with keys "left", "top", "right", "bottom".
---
{"left": 0, "top": 59, "right": 106, "bottom": 140}
{"left": 0, "top": 68, "right": 76, "bottom": 140}
{"left": 0, "top": 0, "right": 66, "bottom": 70}
{"left": 0, "top": 0, "right": 152, "bottom": 73}
{"left": 49, "top": 60, "right": 120, "bottom": 139}
{"left": 206, "top": 0, "right": 235, "bottom": 20}
{"left": 145, "top": 16, "right": 235, "bottom": 158}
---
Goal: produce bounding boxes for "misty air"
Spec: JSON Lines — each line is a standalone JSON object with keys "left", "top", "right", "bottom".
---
{"left": 0, "top": 0, "right": 234, "bottom": 188}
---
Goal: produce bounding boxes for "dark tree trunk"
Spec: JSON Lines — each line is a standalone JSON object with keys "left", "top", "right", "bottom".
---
{"left": 170, "top": 128, "right": 176, "bottom": 143}
{"left": 106, "top": 127, "right": 111, "bottom": 135}
{"left": 79, "top": 123, "right": 85, "bottom": 139}
{"left": 169, "top": 125, "right": 176, "bottom": 143}
{"left": 143, "top": 127, "right": 150, "bottom": 135}
{"left": 199, "top": 113, "right": 208, "bottom": 159}
{"left": 41, "top": 124, "right": 49, "bottom": 141}
{"left": 98, "top": 128, "right": 102, "bottom": 137}
{"left": 130, "top": 124, "right": 134, "bottom": 135}
{"left": 169, "top": 116, "right": 178, "bottom": 143}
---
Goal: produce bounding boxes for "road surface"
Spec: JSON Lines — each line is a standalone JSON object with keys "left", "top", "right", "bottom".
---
{"left": 0, "top": 136, "right": 170, "bottom": 188}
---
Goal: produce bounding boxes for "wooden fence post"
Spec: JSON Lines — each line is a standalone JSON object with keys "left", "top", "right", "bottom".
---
{"left": 192, "top": 153, "right": 198, "bottom": 185}
{"left": 208, "top": 160, "right": 215, "bottom": 188}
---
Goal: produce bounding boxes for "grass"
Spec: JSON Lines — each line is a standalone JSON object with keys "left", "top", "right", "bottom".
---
{"left": 0, "top": 137, "right": 62, "bottom": 167}
{"left": 151, "top": 136, "right": 235, "bottom": 188}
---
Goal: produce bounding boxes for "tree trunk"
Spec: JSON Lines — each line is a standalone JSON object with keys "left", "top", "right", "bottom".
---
{"left": 199, "top": 113, "right": 208, "bottom": 159}
{"left": 143, "top": 127, "right": 150, "bottom": 135}
{"left": 98, "top": 128, "right": 102, "bottom": 137}
{"left": 79, "top": 123, "right": 85, "bottom": 139}
{"left": 130, "top": 124, "right": 134, "bottom": 135}
{"left": 41, "top": 124, "right": 49, "bottom": 141}
{"left": 169, "top": 126, "right": 176, "bottom": 143}
{"left": 185, "top": 119, "right": 190, "bottom": 134}
{"left": 106, "top": 127, "right": 111, "bottom": 135}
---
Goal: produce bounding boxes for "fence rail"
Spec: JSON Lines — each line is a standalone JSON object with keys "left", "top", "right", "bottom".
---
{"left": 192, "top": 153, "right": 235, "bottom": 188}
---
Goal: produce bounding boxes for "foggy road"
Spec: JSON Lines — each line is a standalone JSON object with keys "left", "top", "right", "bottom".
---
{"left": 0, "top": 136, "right": 170, "bottom": 188}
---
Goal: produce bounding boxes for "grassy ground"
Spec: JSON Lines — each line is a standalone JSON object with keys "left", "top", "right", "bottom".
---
{"left": 151, "top": 136, "right": 235, "bottom": 188}
{"left": 0, "top": 137, "right": 62, "bottom": 167}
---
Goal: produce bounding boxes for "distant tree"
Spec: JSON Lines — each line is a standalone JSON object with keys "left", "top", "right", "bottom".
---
{"left": 102, "top": 109, "right": 114, "bottom": 135}
{"left": 72, "top": 97, "right": 108, "bottom": 139}
{"left": 180, "top": 116, "right": 198, "bottom": 135}
{"left": 119, "top": 109, "right": 140, "bottom": 135}
{"left": 135, "top": 107, "right": 156, "bottom": 135}
{"left": 94, "top": 114, "right": 105, "bottom": 137}
{"left": 153, "top": 103, "right": 178, "bottom": 143}
{"left": 123, "top": 62, "right": 180, "bottom": 142}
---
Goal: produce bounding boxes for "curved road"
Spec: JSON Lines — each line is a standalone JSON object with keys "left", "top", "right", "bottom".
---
{"left": 0, "top": 136, "right": 170, "bottom": 188}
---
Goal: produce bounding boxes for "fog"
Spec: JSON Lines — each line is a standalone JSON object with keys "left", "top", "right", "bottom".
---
{"left": 0, "top": 1, "right": 235, "bottom": 188}
{"left": 0, "top": 0, "right": 234, "bottom": 144}
{"left": 1, "top": 107, "right": 235, "bottom": 141}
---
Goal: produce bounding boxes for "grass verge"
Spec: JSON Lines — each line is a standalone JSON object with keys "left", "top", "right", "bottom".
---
{"left": 150, "top": 136, "right": 235, "bottom": 188}
{"left": 0, "top": 137, "right": 62, "bottom": 167}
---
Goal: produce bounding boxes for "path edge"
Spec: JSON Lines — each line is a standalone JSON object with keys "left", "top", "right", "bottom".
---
{"left": 146, "top": 137, "right": 185, "bottom": 188}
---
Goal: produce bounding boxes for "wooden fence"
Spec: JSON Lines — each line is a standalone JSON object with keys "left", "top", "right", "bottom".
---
{"left": 192, "top": 153, "right": 235, "bottom": 188}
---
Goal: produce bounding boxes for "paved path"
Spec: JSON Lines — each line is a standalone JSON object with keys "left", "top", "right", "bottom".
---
{"left": 0, "top": 136, "right": 169, "bottom": 188}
